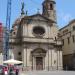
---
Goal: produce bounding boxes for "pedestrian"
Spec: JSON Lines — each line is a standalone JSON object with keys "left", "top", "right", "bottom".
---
{"left": 16, "top": 69, "right": 19, "bottom": 75}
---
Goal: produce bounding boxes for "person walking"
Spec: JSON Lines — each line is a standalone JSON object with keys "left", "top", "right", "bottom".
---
{"left": 16, "top": 68, "right": 19, "bottom": 75}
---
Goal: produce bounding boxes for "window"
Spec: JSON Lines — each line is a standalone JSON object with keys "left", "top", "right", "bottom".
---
{"left": 67, "top": 37, "right": 70, "bottom": 44}
{"left": 72, "top": 35, "right": 75, "bottom": 43}
{"left": 50, "top": 4, "right": 53, "bottom": 10}
{"left": 62, "top": 39, "right": 64, "bottom": 46}
{"left": 55, "top": 37, "right": 56, "bottom": 40}
{"left": 73, "top": 26, "right": 75, "bottom": 31}
{"left": 63, "top": 29, "right": 68, "bottom": 35}
{"left": 13, "top": 32, "right": 16, "bottom": 35}
{"left": 18, "top": 52, "right": 21, "bottom": 55}
{"left": 33, "top": 26, "right": 45, "bottom": 37}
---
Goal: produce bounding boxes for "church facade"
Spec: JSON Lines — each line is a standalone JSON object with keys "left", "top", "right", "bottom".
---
{"left": 9, "top": 0, "right": 63, "bottom": 71}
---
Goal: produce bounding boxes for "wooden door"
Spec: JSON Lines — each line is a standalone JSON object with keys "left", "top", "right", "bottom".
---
{"left": 36, "top": 57, "right": 43, "bottom": 70}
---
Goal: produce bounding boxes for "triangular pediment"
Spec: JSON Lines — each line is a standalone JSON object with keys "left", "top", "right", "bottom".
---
{"left": 31, "top": 14, "right": 47, "bottom": 21}
{"left": 22, "top": 14, "right": 55, "bottom": 23}
{"left": 30, "top": 14, "right": 54, "bottom": 23}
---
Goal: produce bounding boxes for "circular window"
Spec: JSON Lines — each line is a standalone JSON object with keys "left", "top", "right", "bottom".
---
{"left": 13, "top": 32, "right": 16, "bottom": 35}
{"left": 33, "top": 26, "right": 45, "bottom": 37}
{"left": 18, "top": 52, "right": 21, "bottom": 55}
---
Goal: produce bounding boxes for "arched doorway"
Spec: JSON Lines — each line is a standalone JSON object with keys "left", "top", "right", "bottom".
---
{"left": 31, "top": 48, "right": 46, "bottom": 70}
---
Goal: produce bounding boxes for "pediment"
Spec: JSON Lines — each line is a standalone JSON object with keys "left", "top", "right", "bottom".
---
{"left": 22, "top": 14, "right": 54, "bottom": 23}
{"left": 30, "top": 14, "right": 54, "bottom": 23}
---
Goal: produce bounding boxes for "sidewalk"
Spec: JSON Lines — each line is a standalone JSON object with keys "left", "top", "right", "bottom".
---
{"left": 19, "top": 71, "right": 75, "bottom": 75}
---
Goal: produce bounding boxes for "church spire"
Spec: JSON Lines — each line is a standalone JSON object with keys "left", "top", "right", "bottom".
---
{"left": 42, "top": 0, "right": 56, "bottom": 22}
{"left": 21, "top": 2, "right": 25, "bottom": 15}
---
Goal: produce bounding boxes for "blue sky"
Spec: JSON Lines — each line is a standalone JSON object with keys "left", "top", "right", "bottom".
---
{"left": 0, "top": 0, "right": 75, "bottom": 28}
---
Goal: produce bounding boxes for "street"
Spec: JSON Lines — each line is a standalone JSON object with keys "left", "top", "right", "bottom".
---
{"left": 19, "top": 71, "right": 75, "bottom": 75}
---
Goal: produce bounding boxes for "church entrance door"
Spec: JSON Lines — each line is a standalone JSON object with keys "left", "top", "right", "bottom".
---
{"left": 36, "top": 57, "right": 43, "bottom": 70}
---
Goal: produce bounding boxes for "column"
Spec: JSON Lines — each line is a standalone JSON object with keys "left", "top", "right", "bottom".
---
{"left": 32, "top": 55, "right": 33, "bottom": 70}
{"left": 43, "top": 57, "right": 45, "bottom": 70}
{"left": 9, "top": 49, "right": 14, "bottom": 59}
{"left": 59, "top": 50, "right": 63, "bottom": 70}
{"left": 45, "top": 51, "right": 48, "bottom": 70}
{"left": 57, "top": 48, "right": 63, "bottom": 70}
{"left": 23, "top": 24, "right": 28, "bottom": 36}
{"left": 49, "top": 49, "right": 52, "bottom": 70}
{"left": 33, "top": 56, "right": 36, "bottom": 70}
{"left": 22, "top": 45, "right": 27, "bottom": 67}
{"left": 27, "top": 49, "right": 31, "bottom": 70}
{"left": 22, "top": 48, "right": 26, "bottom": 67}
{"left": 51, "top": 49, "right": 54, "bottom": 70}
{"left": 57, "top": 50, "right": 59, "bottom": 70}
{"left": 51, "top": 48, "right": 57, "bottom": 70}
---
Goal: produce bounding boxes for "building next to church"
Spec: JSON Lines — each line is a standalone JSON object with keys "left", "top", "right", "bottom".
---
{"left": 9, "top": 0, "right": 63, "bottom": 71}
{"left": 59, "top": 20, "right": 75, "bottom": 70}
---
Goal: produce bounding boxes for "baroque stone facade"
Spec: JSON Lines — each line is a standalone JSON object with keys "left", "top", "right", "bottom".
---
{"left": 9, "top": 0, "right": 62, "bottom": 71}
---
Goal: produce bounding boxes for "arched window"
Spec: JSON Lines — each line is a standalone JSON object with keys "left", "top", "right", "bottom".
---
{"left": 50, "top": 4, "right": 53, "bottom": 10}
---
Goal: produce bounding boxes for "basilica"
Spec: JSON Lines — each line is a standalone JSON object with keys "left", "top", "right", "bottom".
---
{"left": 9, "top": 0, "right": 63, "bottom": 71}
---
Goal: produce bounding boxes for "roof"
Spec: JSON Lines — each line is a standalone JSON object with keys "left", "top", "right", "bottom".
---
{"left": 22, "top": 14, "right": 55, "bottom": 23}
{"left": 12, "top": 15, "right": 25, "bottom": 27}
{"left": 42, "top": 0, "right": 56, "bottom": 5}
{"left": 12, "top": 13, "right": 55, "bottom": 28}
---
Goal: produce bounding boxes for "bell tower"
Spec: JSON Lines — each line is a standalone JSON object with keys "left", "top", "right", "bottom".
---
{"left": 42, "top": 0, "right": 57, "bottom": 22}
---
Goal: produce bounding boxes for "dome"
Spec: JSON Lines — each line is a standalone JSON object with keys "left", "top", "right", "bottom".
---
{"left": 12, "top": 15, "right": 25, "bottom": 27}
